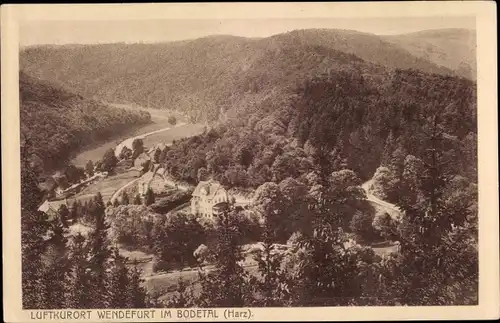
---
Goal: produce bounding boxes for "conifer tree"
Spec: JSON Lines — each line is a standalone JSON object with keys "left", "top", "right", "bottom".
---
{"left": 40, "top": 219, "right": 70, "bottom": 308}
{"left": 87, "top": 192, "right": 111, "bottom": 308}
{"left": 94, "top": 192, "right": 106, "bottom": 216}
{"left": 70, "top": 200, "right": 80, "bottom": 222}
{"left": 153, "top": 148, "right": 162, "bottom": 163}
{"left": 144, "top": 188, "right": 155, "bottom": 206}
{"left": 109, "top": 248, "right": 131, "bottom": 308}
{"left": 20, "top": 138, "right": 49, "bottom": 309}
{"left": 134, "top": 194, "right": 142, "bottom": 205}
{"left": 84, "top": 199, "right": 95, "bottom": 224}
{"left": 128, "top": 261, "right": 148, "bottom": 308}
{"left": 67, "top": 233, "right": 92, "bottom": 308}
{"left": 122, "top": 192, "right": 130, "bottom": 205}
{"left": 58, "top": 204, "right": 69, "bottom": 227}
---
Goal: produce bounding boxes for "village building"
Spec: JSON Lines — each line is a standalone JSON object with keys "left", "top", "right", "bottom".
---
{"left": 37, "top": 199, "right": 70, "bottom": 221}
{"left": 191, "top": 180, "right": 231, "bottom": 218}
{"left": 137, "top": 166, "right": 169, "bottom": 196}
{"left": 133, "top": 152, "right": 151, "bottom": 169}
{"left": 147, "top": 143, "right": 166, "bottom": 158}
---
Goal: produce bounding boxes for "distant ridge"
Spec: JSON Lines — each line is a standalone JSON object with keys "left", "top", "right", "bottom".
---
{"left": 382, "top": 28, "right": 476, "bottom": 79}
{"left": 20, "top": 28, "right": 475, "bottom": 123}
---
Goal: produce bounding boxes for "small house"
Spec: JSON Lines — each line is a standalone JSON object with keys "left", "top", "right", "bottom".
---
{"left": 134, "top": 152, "right": 151, "bottom": 170}
{"left": 38, "top": 199, "right": 70, "bottom": 221}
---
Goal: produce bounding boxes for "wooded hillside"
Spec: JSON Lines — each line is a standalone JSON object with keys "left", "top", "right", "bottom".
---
{"left": 20, "top": 29, "right": 474, "bottom": 123}
{"left": 20, "top": 72, "right": 151, "bottom": 173}
{"left": 158, "top": 68, "right": 476, "bottom": 188}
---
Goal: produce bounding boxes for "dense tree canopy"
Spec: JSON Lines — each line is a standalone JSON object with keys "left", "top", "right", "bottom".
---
{"left": 20, "top": 72, "right": 151, "bottom": 174}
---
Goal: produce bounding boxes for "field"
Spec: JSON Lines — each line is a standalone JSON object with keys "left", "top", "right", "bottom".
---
{"left": 142, "top": 123, "right": 206, "bottom": 148}
{"left": 72, "top": 168, "right": 141, "bottom": 203}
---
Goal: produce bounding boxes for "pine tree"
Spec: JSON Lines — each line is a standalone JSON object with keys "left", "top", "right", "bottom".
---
{"left": 87, "top": 192, "right": 111, "bottom": 308}
{"left": 122, "top": 192, "right": 130, "bottom": 205}
{"left": 84, "top": 199, "right": 95, "bottom": 224}
{"left": 113, "top": 198, "right": 120, "bottom": 207}
{"left": 58, "top": 204, "right": 69, "bottom": 227}
{"left": 153, "top": 148, "right": 162, "bottom": 164}
{"left": 94, "top": 192, "right": 106, "bottom": 216}
{"left": 108, "top": 248, "right": 131, "bottom": 308}
{"left": 67, "top": 233, "right": 92, "bottom": 308}
{"left": 20, "top": 138, "right": 50, "bottom": 309}
{"left": 70, "top": 200, "right": 79, "bottom": 222}
{"left": 134, "top": 194, "right": 142, "bottom": 205}
{"left": 86, "top": 160, "right": 95, "bottom": 177}
{"left": 128, "top": 261, "right": 147, "bottom": 308}
{"left": 40, "top": 219, "right": 70, "bottom": 308}
{"left": 144, "top": 188, "right": 155, "bottom": 206}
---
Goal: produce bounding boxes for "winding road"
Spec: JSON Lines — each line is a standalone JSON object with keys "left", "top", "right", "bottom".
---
{"left": 362, "top": 179, "right": 402, "bottom": 219}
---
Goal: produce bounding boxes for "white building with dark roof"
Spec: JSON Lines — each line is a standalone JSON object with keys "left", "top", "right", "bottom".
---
{"left": 191, "top": 180, "right": 231, "bottom": 218}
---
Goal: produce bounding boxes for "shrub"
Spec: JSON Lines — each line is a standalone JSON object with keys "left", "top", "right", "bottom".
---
{"left": 168, "top": 116, "right": 177, "bottom": 126}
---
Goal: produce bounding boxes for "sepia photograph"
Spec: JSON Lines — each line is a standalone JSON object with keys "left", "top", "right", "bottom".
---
{"left": 2, "top": 2, "right": 498, "bottom": 321}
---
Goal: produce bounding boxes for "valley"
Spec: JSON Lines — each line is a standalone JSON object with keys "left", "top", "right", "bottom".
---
{"left": 20, "top": 26, "right": 478, "bottom": 308}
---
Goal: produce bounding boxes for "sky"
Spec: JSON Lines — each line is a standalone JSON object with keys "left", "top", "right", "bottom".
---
{"left": 19, "top": 16, "right": 476, "bottom": 47}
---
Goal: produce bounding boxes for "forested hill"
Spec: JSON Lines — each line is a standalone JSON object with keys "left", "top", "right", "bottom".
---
{"left": 20, "top": 72, "right": 151, "bottom": 173}
{"left": 20, "top": 28, "right": 473, "bottom": 123}
{"left": 158, "top": 68, "right": 477, "bottom": 189}
{"left": 382, "top": 28, "right": 476, "bottom": 80}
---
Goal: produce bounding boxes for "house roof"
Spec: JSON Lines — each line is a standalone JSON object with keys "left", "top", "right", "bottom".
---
{"left": 38, "top": 199, "right": 69, "bottom": 214}
{"left": 134, "top": 153, "right": 151, "bottom": 167}
{"left": 192, "top": 180, "right": 225, "bottom": 199}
